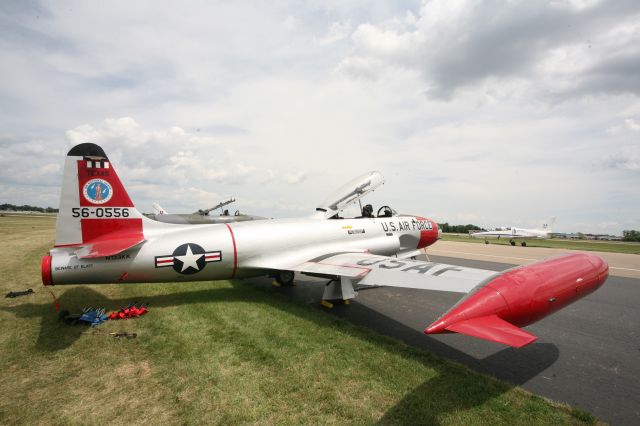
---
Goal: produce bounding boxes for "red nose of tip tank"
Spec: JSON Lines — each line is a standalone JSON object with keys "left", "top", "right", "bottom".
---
{"left": 425, "top": 253, "right": 608, "bottom": 344}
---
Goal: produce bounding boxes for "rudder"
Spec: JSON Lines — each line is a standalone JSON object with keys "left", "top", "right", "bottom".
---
{"left": 55, "top": 143, "right": 145, "bottom": 258}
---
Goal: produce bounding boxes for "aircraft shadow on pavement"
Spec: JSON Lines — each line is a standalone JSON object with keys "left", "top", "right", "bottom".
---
{"left": 337, "top": 301, "right": 560, "bottom": 425}
{"left": 267, "top": 277, "right": 560, "bottom": 381}
{"left": 2, "top": 279, "right": 558, "bottom": 423}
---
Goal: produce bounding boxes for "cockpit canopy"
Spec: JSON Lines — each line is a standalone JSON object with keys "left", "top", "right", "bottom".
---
{"left": 315, "top": 171, "right": 385, "bottom": 219}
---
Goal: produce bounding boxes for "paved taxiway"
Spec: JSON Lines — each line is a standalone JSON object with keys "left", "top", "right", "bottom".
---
{"left": 428, "top": 240, "right": 640, "bottom": 279}
{"left": 252, "top": 247, "right": 640, "bottom": 425}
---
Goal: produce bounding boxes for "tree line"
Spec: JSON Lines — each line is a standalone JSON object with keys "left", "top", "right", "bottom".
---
{"left": 622, "top": 230, "right": 640, "bottom": 242}
{"left": 437, "top": 223, "right": 484, "bottom": 233}
{"left": 0, "top": 203, "right": 58, "bottom": 213}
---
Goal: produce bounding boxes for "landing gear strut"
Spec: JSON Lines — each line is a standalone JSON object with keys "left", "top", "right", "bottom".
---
{"left": 321, "top": 276, "right": 357, "bottom": 308}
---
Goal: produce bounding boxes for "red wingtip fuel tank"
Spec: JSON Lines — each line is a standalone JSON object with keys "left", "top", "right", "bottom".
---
{"left": 425, "top": 253, "right": 608, "bottom": 347}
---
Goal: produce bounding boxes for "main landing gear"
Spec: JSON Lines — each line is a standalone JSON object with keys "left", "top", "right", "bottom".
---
{"left": 321, "top": 276, "right": 357, "bottom": 308}
{"left": 272, "top": 270, "right": 295, "bottom": 287}
{"left": 270, "top": 271, "right": 358, "bottom": 309}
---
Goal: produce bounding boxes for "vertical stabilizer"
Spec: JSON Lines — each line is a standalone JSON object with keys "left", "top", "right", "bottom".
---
{"left": 54, "top": 143, "right": 145, "bottom": 257}
{"left": 152, "top": 202, "right": 168, "bottom": 215}
{"left": 540, "top": 216, "right": 556, "bottom": 233}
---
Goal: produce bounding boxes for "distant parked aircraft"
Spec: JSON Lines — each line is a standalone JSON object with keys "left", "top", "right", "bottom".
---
{"left": 469, "top": 217, "right": 555, "bottom": 246}
{"left": 145, "top": 198, "right": 266, "bottom": 224}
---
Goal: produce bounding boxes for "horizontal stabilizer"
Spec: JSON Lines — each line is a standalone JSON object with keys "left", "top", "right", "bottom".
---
{"left": 439, "top": 315, "right": 538, "bottom": 348}
{"left": 74, "top": 232, "right": 145, "bottom": 259}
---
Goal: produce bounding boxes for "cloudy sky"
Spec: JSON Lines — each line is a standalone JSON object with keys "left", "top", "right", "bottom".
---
{"left": 1, "top": 0, "right": 639, "bottom": 234}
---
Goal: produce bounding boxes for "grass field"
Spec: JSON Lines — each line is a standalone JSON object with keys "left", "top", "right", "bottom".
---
{"left": 442, "top": 233, "right": 640, "bottom": 254}
{"left": 0, "top": 216, "right": 599, "bottom": 424}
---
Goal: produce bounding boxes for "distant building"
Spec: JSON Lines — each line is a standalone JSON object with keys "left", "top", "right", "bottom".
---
{"left": 562, "top": 233, "right": 622, "bottom": 241}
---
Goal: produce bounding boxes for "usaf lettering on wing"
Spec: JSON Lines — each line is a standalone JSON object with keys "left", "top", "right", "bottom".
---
{"left": 356, "top": 258, "right": 463, "bottom": 276}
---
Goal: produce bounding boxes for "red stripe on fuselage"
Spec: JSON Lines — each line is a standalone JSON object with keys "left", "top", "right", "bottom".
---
{"left": 225, "top": 224, "right": 238, "bottom": 278}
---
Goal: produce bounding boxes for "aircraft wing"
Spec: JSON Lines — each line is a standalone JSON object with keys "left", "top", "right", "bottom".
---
{"left": 286, "top": 252, "right": 497, "bottom": 293}
{"left": 246, "top": 250, "right": 607, "bottom": 348}
{"left": 470, "top": 230, "right": 513, "bottom": 238}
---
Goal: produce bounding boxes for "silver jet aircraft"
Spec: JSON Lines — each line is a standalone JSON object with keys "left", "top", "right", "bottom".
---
{"left": 145, "top": 199, "right": 266, "bottom": 225}
{"left": 470, "top": 217, "right": 556, "bottom": 246}
{"left": 42, "top": 143, "right": 609, "bottom": 348}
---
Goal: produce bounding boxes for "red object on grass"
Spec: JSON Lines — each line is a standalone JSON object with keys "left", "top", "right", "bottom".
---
{"left": 107, "top": 303, "right": 149, "bottom": 320}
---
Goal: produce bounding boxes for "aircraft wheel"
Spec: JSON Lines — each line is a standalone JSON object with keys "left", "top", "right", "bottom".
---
{"left": 510, "top": 240, "right": 516, "bottom": 246}
{"left": 484, "top": 240, "right": 489, "bottom": 245}
{"left": 521, "top": 241, "right": 527, "bottom": 247}
{"left": 275, "top": 271, "right": 295, "bottom": 286}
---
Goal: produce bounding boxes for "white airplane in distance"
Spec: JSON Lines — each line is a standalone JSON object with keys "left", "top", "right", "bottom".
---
{"left": 469, "top": 217, "right": 556, "bottom": 246}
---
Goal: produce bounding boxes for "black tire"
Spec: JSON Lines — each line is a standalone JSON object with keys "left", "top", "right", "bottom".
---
{"left": 275, "top": 271, "right": 295, "bottom": 286}
{"left": 510, "top": 240, "right": 516, "bottom": 246}
{"left": 484, "top": 240, "right": 489, "bottom": 244}
{"left": 521, "top": 241, "right": 527, "bottom": 247}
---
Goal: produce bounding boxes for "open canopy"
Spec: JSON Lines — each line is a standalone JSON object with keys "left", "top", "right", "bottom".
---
{"left": 315, "top": 171, "right": 385, "bottom": 219}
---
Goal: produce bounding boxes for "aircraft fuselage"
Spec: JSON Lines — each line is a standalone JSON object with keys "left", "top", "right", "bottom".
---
{"left": 45, "top": 215, "right": 438, "bottom": 285}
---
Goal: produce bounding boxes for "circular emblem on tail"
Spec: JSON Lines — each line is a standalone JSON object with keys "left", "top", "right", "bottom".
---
{"left": 83, "top": 179, "right": 113, "bottom": 204}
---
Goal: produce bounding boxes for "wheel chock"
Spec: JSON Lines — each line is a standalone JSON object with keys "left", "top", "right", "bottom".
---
{"left": 272, "top": 281, "right": 281, "bottom": 288}
{"left": 321, "top": 300, "right": 334, "bottom": 309}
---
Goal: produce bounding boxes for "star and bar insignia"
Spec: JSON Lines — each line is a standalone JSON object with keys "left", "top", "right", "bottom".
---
{"left": 155, "top": 243, "right": 222, "bottom": 275}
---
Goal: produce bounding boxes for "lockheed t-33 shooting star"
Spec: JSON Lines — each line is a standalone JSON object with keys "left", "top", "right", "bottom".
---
{"left": 42, "top": 143, "right": 608, "bottom": 348}
{"left": 145, "top": 198, "right": 266, "bottom": 225}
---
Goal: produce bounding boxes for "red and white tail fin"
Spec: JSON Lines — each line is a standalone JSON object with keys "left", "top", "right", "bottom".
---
{"left": 55, "top": 143, "right": 145, "bottom": 258}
